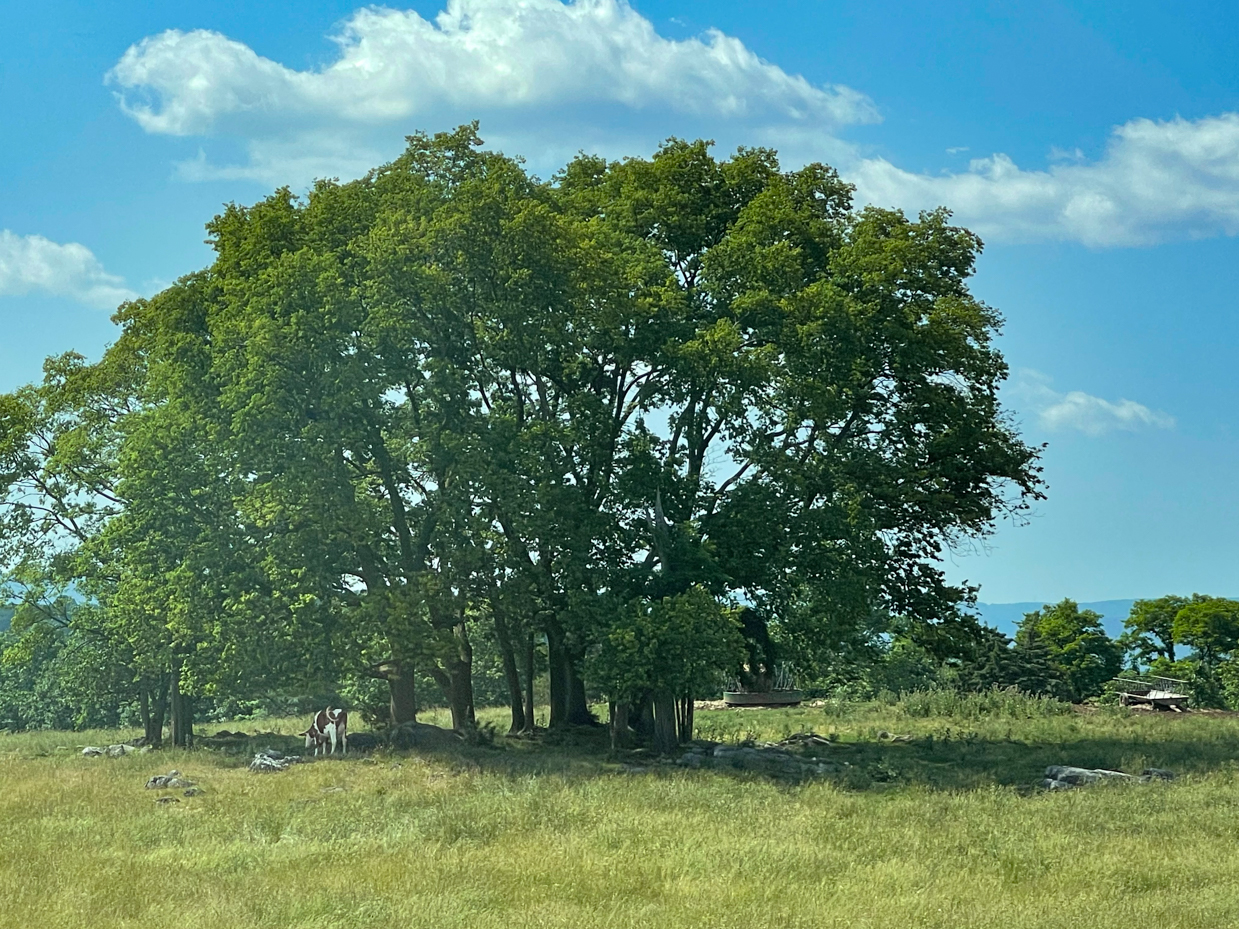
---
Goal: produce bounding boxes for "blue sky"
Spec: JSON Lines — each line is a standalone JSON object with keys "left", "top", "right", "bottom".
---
{"left": 2, "top": 0, "right": 1237, "bottom": 603}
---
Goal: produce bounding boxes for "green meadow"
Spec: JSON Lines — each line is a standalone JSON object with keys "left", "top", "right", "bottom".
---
{"left": 4, "top": 699, "right": 1239, "bottom": 929}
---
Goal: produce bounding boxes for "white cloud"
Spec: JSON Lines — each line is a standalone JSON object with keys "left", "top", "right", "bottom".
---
{"left": 107, "top": 0, "right": 877, "bottom": 184}
{"left": 0, "top": 231, "right": 137, "bottom": 310}
{"left": 105, "top": 2, "right": 1239, "bottom": 248}
{"left": 850, "top": 114, "right": 1239, "bottom": 246}
{"left": 1010, "top": 370, "right": 1175, "bottom": 436}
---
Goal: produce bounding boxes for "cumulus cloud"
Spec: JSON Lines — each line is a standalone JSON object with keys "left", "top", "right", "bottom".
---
{"left": 1010, "top": 370, "right": 1175, "bottom": 436}
{"left": 105, "top": 1, "right": 1239, "bottom": 248}
{"left": 0, "top": 231, "right": 136, "bottom": 310}
{"left": 107, "top": 0, "right": 877, "bottom": 184}
{"left": 850, "top": 114, "right": 1239, "bottom": 246}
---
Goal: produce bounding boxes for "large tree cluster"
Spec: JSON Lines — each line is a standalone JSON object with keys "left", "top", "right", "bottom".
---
{"left": 0, "top": 127, "right": 1043, "bottom": 748}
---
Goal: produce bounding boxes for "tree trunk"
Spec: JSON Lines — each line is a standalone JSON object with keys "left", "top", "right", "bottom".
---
{"left": 609, "top": 700, "right": 632, "bottom": 751}
{"left": 547, "top": 624, "right": 569, "bottom": 729}
{"left": 448, "top": 658, "right": 476, "bottom": 733}
{"left": 451, "top": 621, "right": 476, "bottom": 732}
{"left": 522, "top": 631, "right": 536, "bottom": 733}
{"left": 429, "top": 626, "right": 476, "bottom": 735}
{"left": 139, "top": 683, "right": 150, "bottom": 741}
{"left": 493, "top": 612, "right": 526, "bottom": 734}
{"left": 388, "top": 664, "right": 417, "bottom": 726}
{"left": 677, "top": 694, "right": 694, "bottom": 743}
{"left": 633, "top": 696, "right": 655, "bottom": 743}
{"left": 141, "top": 677, "right": 168, "bottom": 747}
{"left": 169, "top": 664, "right": 193, "bottom": 748}
{"left": 652, "top": 690, "right": 678, "bottom": 754}
{"left": 566, "top": 661, "right": 596, "bottom": 725}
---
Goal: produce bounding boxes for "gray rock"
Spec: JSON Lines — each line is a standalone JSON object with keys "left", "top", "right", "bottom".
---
{"left": 145, "top": 769, "right": 184, "bottom": 789}
{"left": 182, "top": 787, "right": 204, "bottom": 797}
{"left": 82, "top": 746, "right": 105, "bottom": 757}
{"left": 1043, "top": 765, "right": 1145, "bottom": 790}
{"left": 1141, "top": 767, "right": 1175, "bottom": 781}
{"left": 249, "top": 751, "right": 301, "bottom": 773}
{"left": 1045, "top": 765, "right": 1133, "bottom": 785}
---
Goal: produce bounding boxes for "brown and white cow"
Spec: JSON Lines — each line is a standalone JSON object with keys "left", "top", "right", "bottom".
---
{"left": 301, "top": 707, "right": 348, "bottom": 756}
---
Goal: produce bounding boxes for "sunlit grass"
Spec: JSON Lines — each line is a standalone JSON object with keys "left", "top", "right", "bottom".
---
{"left": 3, "top": 700, "right": 1239, "bottom": 928}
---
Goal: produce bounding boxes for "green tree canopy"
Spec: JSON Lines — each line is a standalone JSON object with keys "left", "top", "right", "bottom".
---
{"left": 1172, "top": 597, "right": 1239, "bottom": 666}
{"left": 1016, "top": 599, "right": 1121, "bottom": 702}
{"left": 1121, "top": 595, "right": 1192, "bottom": 664}
{"left": 2, "top": 125, "right": 1045, "bottom": 743}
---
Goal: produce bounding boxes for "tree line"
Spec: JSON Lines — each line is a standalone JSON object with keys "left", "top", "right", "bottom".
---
{"left": 0, "top": 126, "right": 1045, "bottom": 749}
{"left": 859, "top": 595, "right": 1239, "bottom": 707}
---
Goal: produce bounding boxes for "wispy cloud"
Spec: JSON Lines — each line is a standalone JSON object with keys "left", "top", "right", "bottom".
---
{"left": 107, "top": 0, "right": 877, "bottom": 184}
{"left": 0, "top": 231, "right": 136, "bottom": 310}
{"left": 1010, "top": 370, "right": 1175, "bottom": 436}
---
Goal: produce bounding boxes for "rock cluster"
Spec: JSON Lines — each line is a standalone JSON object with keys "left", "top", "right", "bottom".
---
{"left": 676, "top": 737, "right": 848, "bottom": 779}
{"left": 82, "top": 742, "right": 148, "bottom": 757}
{"left": 145, "top": 770, "right": 195, "bottom": 790}
{"left": 249, "top": 749, "right": 303, "bottom": 773}
{"left": 1042, "top": 765, "right": 1175, "bottom": 790}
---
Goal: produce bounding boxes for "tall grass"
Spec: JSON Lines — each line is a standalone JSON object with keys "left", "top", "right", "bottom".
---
{"left": 893, "top": 687, "right": 1072, "bottom": 720}
{"left": 3, "top": 702, "right": 1239, "bottom": 928}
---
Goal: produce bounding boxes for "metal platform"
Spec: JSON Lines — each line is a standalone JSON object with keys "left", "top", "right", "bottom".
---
{"left": 722, "top": 690, "right": 804, "bottom": 707}
{"left": 1115, "top": 676, "right": 1190, "bottom": 711}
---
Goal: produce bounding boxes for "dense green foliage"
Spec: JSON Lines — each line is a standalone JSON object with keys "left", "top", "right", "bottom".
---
{"left": 2, "top": 126, "right": 1050, "bottom": 741}
{"left": 1014, "top": 600, "right": 1122, "bottom": 702}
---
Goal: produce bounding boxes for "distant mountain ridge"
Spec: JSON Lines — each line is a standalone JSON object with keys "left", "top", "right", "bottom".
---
{"left": 971, "top": 600, "right": 1135, "bottom": 640}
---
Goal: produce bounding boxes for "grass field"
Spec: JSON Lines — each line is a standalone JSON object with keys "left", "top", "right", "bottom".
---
{"left": 4, "top": 697, "right": 1239, "bottom": 928}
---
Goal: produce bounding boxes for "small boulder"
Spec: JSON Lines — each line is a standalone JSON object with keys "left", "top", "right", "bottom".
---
{"left": 249, "top": 751, "right": 301, "bottom": 773}
{"left": 145, "top": 769, "right": 183, "bottom": 789}
{"left": 182, "top": 787, "right": 204, "bottom": 797}
{"left": 81, "top": 746, "right": 105, "bottom": 757}
{"left": 1043, "top": 765, "right": 1138, "bottom": 790}
{"left": 1141, "top": 768, "right": 1175, "bottom": 781}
